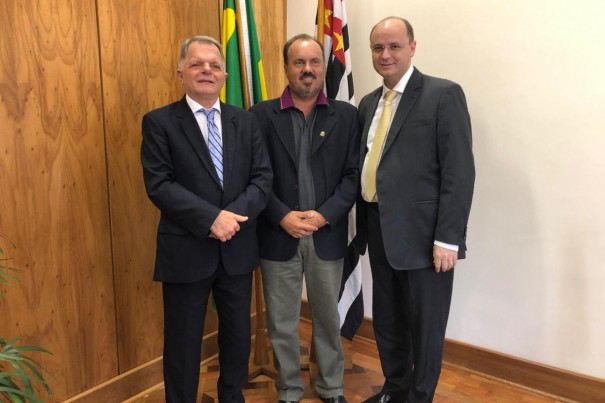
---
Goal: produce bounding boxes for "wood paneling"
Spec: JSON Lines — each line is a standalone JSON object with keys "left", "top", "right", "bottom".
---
{"left": 96, "top": 0, "right": 221, "bottom": 372}
{"left": 0, "top": 0, "right": 285, "bottom": 400}
{"left": 63, "top": 330, "right": 220, "bottom": 403}
{"left": 0, "top": 0, "right": 117, "bottom": 400}
{"left": 252, "top": 0, "right": 287, "bottom": 99}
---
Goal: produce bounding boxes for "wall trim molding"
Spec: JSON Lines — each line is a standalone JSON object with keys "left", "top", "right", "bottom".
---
{"left": 301, "top": 301, "right": 605, "bottom": 402}
{"left": 65, "top": 304, "right": 605, "bottom": 402}
{"left": 63, "top": 331, "right": 219, "bottom": 402}
{"left": 443, "top": 339, "right": 605, "bottom": 402}
{"left": 64, "top": 303, "right": 264, "bottom": 401}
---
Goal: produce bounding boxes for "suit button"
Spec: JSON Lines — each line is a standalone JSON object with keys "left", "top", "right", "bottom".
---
{"left": 294, "top": 205, "right": 300, "bottom": 210}
{"left": 293, "top": 185, "right": 298, "bottom": 190}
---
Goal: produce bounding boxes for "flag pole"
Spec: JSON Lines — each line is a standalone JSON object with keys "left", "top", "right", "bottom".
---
{"left": 235, "top": 0, "right": 273, "bottom": 378}
{"left": 234, "top": 0, "right": 251, "bottom": 109}
{"left": 317, "top": 0, "right": 325, "bottom": 46}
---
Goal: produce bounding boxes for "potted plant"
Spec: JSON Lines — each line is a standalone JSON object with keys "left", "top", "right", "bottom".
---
{"left": 0, "top": 238, "right": 51, "bottom": 402}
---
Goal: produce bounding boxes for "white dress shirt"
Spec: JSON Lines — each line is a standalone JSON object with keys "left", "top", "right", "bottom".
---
{"left": 185, "top": 95, "right": 223, "bottom": 146}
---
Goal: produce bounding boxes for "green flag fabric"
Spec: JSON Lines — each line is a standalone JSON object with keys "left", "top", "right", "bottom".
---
{"left": 221, "top": 0, "right": 267, "bottom": 108}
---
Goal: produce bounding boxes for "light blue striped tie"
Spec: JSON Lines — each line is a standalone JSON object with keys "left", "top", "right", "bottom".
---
{"left": 201, "top": 108, "right": 223, "bottom": 187}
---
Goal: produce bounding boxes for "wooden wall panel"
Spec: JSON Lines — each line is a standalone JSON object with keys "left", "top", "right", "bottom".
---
{"left": 0, "top": 0, "right": 117, "bottom": 400}
{"left": 96, "top": 0, "right": 221, "bottom": 372}
{"left": 252, "top": 0, "right": 287, "bottom": 99}
{"left": 0, "top": 0, "right": 286, "bottom": 400}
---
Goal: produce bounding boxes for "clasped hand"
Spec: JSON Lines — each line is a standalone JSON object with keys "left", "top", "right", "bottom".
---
{"left": 209, "top": 210, "right": 248, "bottom": 242}
{"left": 280, "top": 210, "right": 327, "bottom": 239}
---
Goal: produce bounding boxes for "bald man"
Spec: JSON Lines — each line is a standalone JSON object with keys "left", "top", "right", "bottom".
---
{"left": 356, "top": 18, "right": 475, "bottom": 402}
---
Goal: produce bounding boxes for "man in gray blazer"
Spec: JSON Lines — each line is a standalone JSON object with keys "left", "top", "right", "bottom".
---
{"left": 356, "top": 18, "right": 475, "bottom": 403}
{"left": 141, "top": 36, "right": 272, "bottom": 402}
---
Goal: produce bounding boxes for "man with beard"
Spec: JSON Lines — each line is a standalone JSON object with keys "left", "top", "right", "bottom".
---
{"left": 250, "top": 34, "right": 359, "bottom": 403}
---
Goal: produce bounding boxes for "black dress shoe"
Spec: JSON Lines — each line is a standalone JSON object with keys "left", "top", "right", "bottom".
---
{"left": 362, "top": 393, "right": 403, "bottom": 403}
{"left": 320, "top": 396, "right": 347, "bottom": 403}
{"left": 362, "top": 393, "right": 381, "bottom": 403}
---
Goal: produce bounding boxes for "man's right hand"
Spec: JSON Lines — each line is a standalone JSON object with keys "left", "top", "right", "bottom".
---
{"left": 280, "top": 211, "right": 319, "bottom": 238}
{"left": 209, "top": 210, "right": 248, "bottom": 242}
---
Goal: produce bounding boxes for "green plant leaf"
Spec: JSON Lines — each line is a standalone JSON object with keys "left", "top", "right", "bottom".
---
{"left": 0, "top": 337, "right": 52, "bottom": 400}
{"left": 0, "top": 238, "right": 52, "bottom": 401}
{"left": 0, "top": 384, "right": 41, "bottom": 402}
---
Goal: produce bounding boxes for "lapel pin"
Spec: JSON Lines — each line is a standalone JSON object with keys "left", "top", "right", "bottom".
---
{"left": 319, "top": 131, "right": 325, "bottom": 137}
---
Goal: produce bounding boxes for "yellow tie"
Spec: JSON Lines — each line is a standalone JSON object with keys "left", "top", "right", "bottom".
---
{"left": 363, "top": 90, "right": 397, "bottom": 202}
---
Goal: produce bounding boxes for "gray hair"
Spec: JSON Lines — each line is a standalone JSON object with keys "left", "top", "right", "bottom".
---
{"left": 178, "top": 36, "right": 225, "bottom": 68}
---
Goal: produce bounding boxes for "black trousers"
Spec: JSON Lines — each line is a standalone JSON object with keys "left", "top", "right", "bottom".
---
{"left": 162, "top": 263, "right": 252, "bottom": 403}
{"left": 366, "top": 203, "right": 453, "bottom": 403}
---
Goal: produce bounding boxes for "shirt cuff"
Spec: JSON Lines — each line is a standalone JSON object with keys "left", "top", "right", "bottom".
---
{"left": 434, "top": 240, "right": 459, "bottom": 252}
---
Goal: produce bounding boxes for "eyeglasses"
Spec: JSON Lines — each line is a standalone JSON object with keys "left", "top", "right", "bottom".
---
{"left": 371, "top": 44, "right": 404, "bottom": 54}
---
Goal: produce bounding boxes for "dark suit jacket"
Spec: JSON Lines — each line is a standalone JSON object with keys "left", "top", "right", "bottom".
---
{"left": 141, "top": 96, "right": 272, "bottom": 283}
{"left": 357, "top": 68, "right": 475, "bottom": 270}
{"left": 251, "top": 97, "right": 359, "bottom": 262}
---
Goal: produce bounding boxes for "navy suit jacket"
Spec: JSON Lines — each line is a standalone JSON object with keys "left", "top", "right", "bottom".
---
{"left": 141, "top": 96, "right": 272, "bottom": 283}
{"left": 357, "top": 68, "right": 475, "bottom": 270}
{"left": 251, "top": 97, "right": 359, "bottom": 262}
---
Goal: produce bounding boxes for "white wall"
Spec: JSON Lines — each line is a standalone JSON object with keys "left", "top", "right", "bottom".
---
{"left": 288, "top": 0, "right": 605, "bottom": 380}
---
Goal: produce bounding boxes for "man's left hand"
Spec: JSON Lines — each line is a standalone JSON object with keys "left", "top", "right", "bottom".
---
{"left": 433, "top": 245, "right": 457, "bottom": 272}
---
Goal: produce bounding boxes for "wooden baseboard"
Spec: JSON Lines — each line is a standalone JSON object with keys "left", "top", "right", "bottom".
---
{"left": 65, "top": 304, "right": 605, "bottom": 402}
{"left": 443, "top": 339, "right": 605, "bottom": 402}
{"left": 62, "top": 356, "right": 164, "bottom": 403}
{"left": 63, "top": 330, "right": 219, "bottom": 402}
{"left": 63, "top": 309, "right": 266, "bottom": 401}
{"left": 301, "top": 301, "right": 605, "bottom": 402}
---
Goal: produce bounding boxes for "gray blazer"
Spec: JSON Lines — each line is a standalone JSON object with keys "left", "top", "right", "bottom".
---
{"left": 356, "top": 68, "right": 475, "bottom": 270}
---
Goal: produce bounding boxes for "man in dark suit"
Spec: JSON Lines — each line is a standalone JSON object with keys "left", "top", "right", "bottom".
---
{"left": 250, "top": 34, "right": 359, "bottom": 403}
{"left": 357, "top": 18, "right": 475, "bottom": 403}
{"left": 141, "top": 36, "right": 272, "bottom": 403}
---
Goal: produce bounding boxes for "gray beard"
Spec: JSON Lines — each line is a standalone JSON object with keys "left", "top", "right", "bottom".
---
{"left": 292, "top": 85, "right": 321, "bottom": 100}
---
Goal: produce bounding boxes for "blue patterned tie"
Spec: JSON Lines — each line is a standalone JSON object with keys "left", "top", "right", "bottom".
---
{"left": 201, "top": 108, "right": 223, "bottom": 187}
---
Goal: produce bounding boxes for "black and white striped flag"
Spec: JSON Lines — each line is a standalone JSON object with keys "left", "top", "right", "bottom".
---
{"left": 317, "top": 0, "right": 363, "bottom": 340}
{"left": 319, "top": 0, "right": 355, "bottom": 104}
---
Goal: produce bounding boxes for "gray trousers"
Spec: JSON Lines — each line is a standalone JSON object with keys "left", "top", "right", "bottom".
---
{"left": 260, "top": 236, "right": 344, "bottom": 401}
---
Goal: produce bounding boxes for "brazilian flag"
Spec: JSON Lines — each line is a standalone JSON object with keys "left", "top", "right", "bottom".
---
{"left": 221, "top": 0, "right": 267, "bottom": 108}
